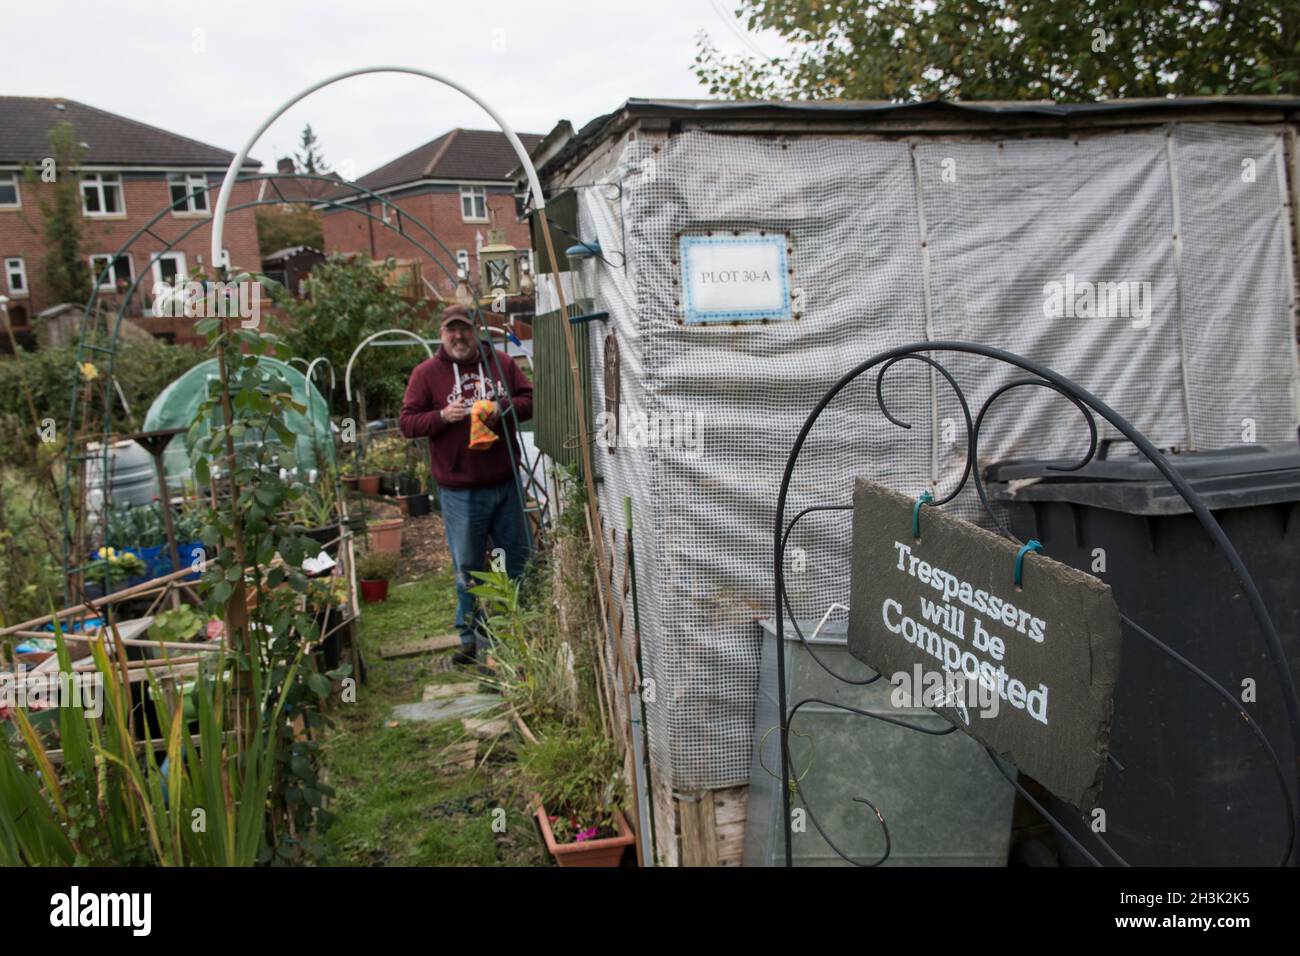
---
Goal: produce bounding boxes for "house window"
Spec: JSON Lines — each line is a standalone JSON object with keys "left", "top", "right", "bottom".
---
{"left": 459, "top": 185, "right": 487, "bottom": 222}
{"left": 168, "top": 173, "right": 209, "bottom": 214}
{"left": 5, "top": 258, "right": 27, "bottom": 296}
{"left": 150, "top": 251, "right": 187, "bottom": 286}
{"left": 0, "top": 173, "right": 19, "bottom": 208}
{"left": 147, "top": 252, "right": 187, "bottom": 313}
{"left": 90, "top": 253, "right": 134, "bottom": 292}
{"left": 81, "top": 173, "right": 124, "bottom": 216}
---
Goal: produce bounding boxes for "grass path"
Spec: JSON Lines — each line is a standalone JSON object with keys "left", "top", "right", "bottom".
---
{"left": 319, "top": 566, "right": 548, "bottom": 866}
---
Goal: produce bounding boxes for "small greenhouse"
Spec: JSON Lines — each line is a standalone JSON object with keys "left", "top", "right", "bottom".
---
{"left": 143, "top": 356, "right": 336, "bottom": 487}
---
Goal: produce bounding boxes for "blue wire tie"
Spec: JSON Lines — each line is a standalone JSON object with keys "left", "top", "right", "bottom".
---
{"left": 912, "top": 490, "right": 933, "bottom": 539}
{"left": 1015, "top": 539, "right": 1043, "bottom": 587}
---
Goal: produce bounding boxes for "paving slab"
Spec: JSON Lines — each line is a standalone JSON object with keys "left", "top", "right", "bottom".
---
{"left": 463, "top": 716, "right": 511, "bottom": 739}
{"left": 422, "top": 682, "right": 479, "bottom": 701}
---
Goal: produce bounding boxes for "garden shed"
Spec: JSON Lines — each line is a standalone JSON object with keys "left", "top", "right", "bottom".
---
{"left": 525, "top": 97, "right": 1300, "bottom": 865}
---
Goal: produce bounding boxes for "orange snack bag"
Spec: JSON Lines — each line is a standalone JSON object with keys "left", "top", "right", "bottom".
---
{"left": 468, "top": 399, "right": 499, "bottom": 450}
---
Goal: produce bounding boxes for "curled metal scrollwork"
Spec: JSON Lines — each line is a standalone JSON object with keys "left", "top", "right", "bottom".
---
{"left": 772, "top": 341, "right": 1300, "bottom": 868}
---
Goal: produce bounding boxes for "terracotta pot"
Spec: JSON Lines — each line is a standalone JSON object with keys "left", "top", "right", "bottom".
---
{"left": 357, "top": 475, "right": 380, "bottom": 495}
{"left": 535, "top": 803, "right": 634, "bottom": 868}
{"left": 359, "top": 579, "right": 389, "bottom": 603}
{"left": 367, "top": 517, "right": 403, "bottom": 553}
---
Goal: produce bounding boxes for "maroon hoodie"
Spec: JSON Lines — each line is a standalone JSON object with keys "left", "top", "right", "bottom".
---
{"left": 398, "top": 345, "right": 534, "bottom": 490}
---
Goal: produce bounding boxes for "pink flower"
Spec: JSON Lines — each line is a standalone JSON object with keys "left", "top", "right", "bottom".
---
{"left": 575, "top": 826, "right": 601, "bottom": 842}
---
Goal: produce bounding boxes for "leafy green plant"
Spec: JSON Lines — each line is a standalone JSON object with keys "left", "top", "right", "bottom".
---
{"left": 0, "top": 627, "right": 302, "bottom": 866}
{"left": 0, "top": 339, "right": 205, "bottom": 464}
{"left": 0, "top": 467, "right": 64, "bottom": 626}
{"left": 518, "top": 719, "right": 625, "bottom": 842}
{"left": 290, "top": 482, "right": 337, "bottom": 530}
{"left": 355, "top": 551, "right": 398, "bottom": 582}
{"left": 410, "top": 452, "right": 431, "bottom": 493}
{"left": 25, "top": 123, "right": 90, "bottom": 305}
{"left": 276, "top": 255, "right": 421, "bottom": 421}
{"left": 363, "top": 435, "right": 407, "bottom": 474}
{"left": 470, "top": 566, "right": 591, "bottom": 727}
{"left": 86, "top": 548, "right": 147, "bottom": 587}
{"left": 183, "top": 269, "right": 344, "bottom": 862}
{"left": 695, "top": 0, "right": 1300, "bottom": 102}
{"left": 149, "top": 606, "right": 206, "bottom": 644}
{"left": 174, "top": 491, "right": 206, "bottom": 543}
{"left": 104, "top": 502, "right": 167, "bottom": 551}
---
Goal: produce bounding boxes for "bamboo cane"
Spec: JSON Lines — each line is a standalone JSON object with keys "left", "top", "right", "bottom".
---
{"left": 63, "top": 656, "right": 207, "bottom": 678}
{"left": 5, "top": 631, "right": 217, "bottom": 652}
{"left": 0, "top": 559, "right": 214, "bottom": 638}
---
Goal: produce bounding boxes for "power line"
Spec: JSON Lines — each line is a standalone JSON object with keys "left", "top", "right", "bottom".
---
{"left": 709, "top": 0, "right": 777, "bottom": 63}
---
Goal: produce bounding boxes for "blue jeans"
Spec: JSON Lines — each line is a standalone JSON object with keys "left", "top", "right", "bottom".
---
{"left": 439, "top": 480, "right": 532, "bottom": 651}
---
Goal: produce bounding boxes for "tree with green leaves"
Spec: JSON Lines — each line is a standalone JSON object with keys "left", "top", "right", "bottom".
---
{"left": 277, "top": 255, "right": 422, "bottom": 423}
{"left": 255, "top": 205, "right": 325, "bottom": 255}
{"left": 695, "top": 1, "right": 1300, "bottom": 102}
{"left": 295, "top": 123, "right": 330, "bottom": 175}
{"left": 25, "top": 122, "right": 90, "bottom": 304}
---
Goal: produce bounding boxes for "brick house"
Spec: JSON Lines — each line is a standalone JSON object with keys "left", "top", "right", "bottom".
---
{"left": 318, "top": 128, "right": 541, "bottom": 299}
{"left": 0, "top": 96, "right": 262, "bottom": 346}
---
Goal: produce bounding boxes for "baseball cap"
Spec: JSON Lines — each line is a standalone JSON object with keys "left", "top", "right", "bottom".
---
{"left": 439, "top": 305, "right": 474, "bottom": 331}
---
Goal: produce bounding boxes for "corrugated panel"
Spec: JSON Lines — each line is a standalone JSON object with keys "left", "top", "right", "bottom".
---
{"left": 533, "top": 299, "right": 595, "bottom": 476}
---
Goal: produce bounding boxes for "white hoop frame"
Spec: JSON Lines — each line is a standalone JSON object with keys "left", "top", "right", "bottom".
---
{"left": 345, "top": 328, "right": 435, "bottom": 404}
{"left": 210, "top": 66, "right": 546, "bottom": 268}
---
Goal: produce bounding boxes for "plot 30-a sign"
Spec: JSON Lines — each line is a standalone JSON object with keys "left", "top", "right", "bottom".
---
{"left": 846, "top": 479, "right": 1122, "bottom": 808}
{"left": 679, "top": 233, "right": 792, "bottom": 324}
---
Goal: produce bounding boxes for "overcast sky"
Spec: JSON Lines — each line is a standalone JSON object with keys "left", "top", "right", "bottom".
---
{"left": 5, "top": 0, "right": 789, "bottom": 178}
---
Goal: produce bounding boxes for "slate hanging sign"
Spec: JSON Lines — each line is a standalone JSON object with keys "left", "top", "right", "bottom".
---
{"left": 846, "top": 478, "right": 1123, "bottom": 808}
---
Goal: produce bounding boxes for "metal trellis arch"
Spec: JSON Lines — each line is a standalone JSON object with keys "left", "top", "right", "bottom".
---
{"left": 59, "top": 172, "right": 549, "bottom": 592}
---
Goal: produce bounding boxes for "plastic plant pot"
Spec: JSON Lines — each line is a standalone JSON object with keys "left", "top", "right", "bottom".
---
{"left": 304, "top": 522, "right": 343, "bottom": 558}
{"left": 359, "top": 579, "right": 389, "bottom": 603}
{"left": 341, "top": 475, "right": 359, "bottom": 490}
{"left": 367, "top": 517, "right": 403, "bottom": 554}
{"left": 401, "top": 493, "right": 431, "bottom": 517}
{"left": 534, "top": 802, "right": 634, "bottom": 867}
